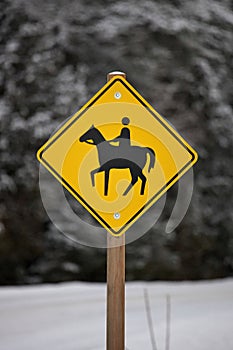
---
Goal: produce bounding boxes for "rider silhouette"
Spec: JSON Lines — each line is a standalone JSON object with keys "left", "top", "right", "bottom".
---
{"left": 79, "top": 118, "right": 155, "bottom": 196}
{"left": 110, "top": 117, "right": 131, "bottom": 148}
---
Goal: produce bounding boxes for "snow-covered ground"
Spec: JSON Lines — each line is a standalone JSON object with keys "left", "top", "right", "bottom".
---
{"left": 0, "top": 279, "right": 232, "bottom": 350}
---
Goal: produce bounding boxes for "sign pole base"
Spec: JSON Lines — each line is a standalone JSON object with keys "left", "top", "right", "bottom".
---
{"left": 107, "top": 234, "right": 125, "bottom": 350}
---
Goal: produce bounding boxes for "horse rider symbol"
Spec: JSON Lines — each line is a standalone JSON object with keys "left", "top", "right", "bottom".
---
{"left": 79, "top": 117, "right": 155, "bottom": 196}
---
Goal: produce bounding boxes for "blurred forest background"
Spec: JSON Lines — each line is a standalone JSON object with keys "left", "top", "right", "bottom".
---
{"left": 0, "top": 0, "right": 232, "bottom": 285}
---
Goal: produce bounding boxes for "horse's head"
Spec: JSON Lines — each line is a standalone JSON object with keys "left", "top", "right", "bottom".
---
{"left": 79, "top": 125, "right": 96, "bottom": 144}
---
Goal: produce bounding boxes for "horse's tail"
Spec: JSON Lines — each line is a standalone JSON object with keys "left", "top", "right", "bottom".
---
{"left": 146, "top": 147, "right": 155, "bottom": 172}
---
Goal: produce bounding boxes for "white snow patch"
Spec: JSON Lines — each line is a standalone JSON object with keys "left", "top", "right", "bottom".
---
{"left": 0, "top": 279, "right": 232, "bottom": 350}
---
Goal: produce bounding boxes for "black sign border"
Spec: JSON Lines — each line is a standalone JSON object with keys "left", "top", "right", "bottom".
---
{"left": 38, "top": 78, "right": 196, "bottom": 235}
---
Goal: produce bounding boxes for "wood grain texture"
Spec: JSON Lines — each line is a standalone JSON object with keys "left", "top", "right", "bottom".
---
{"left": 107, "top": 235, "right": 125, "bottom": 350}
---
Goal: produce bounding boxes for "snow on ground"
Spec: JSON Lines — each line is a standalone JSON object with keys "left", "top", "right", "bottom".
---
{"left": 0, "top": 279, "right": 232, "bottom": 350}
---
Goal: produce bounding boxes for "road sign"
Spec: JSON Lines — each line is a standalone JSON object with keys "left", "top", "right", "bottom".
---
{"left": 37, "top": 76, "right": 198, "bottom": 236}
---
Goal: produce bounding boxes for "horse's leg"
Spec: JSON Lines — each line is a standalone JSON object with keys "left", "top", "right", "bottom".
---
{"left": 104, "top": 169, "right": 110, "bottom": 196}
{"left": 123, "top": 167, "right": 138, "bottom": 196}
{"left": 90, "top": 167, "right": 100, "bottom": 187}
{"left": 139, "top": 171, "right": 147, "bottom": 195}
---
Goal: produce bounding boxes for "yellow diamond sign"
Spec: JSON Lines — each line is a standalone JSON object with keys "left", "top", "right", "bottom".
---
{"left": 37, "top": 76, "right": 198, "bottom": 236}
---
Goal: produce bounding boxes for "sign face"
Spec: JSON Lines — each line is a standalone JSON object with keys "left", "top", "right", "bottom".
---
{"left": 37, "top": 77, "right": 198, "bottom": 236}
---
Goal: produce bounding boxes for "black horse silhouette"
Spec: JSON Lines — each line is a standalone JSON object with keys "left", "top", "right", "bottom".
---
{"left": 79, "top": 126, "right": 155, "bottom": 196}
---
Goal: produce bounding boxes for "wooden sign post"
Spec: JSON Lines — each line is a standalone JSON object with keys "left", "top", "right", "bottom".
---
{"left": 106, "top": 72, "right": 126, "bottom": 350}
